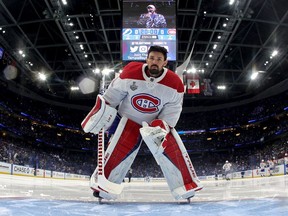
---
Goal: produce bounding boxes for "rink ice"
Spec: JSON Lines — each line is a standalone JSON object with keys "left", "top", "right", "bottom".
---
{"left": 0, "top": 174, "right": 288, "bottom": 215}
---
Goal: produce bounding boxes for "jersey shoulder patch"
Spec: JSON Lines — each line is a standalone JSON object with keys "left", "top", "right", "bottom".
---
{"left": 120, "top": 62, "right": 144, "bottom": 80}
{"left": 159, "top": 70, "right": 185, "bottom": 93}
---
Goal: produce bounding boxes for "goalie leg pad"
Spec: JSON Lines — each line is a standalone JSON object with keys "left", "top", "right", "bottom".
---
{"left": 141, "top": 120, "right": 203, "bottom": 200}
{"left": 90, "top": 117, "right": 142, "bottom": 198}
{"left": 105, "top": 117, "right": 142, "bottom": 183}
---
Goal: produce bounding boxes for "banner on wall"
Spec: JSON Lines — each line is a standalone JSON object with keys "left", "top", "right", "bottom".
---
{"left": 12, "top": 164, "right": 35, "bottom": 176}
{"left": 0, "top": 162, "right": 11, "bottom": 174}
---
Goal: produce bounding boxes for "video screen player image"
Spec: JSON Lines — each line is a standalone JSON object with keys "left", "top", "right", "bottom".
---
{"left": 122, "top": 0, "right": 177, "bottom": 61}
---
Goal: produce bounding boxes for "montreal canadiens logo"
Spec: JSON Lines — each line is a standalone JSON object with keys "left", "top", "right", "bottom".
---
{"left": 168, "top": 29, "right": 176, "bottom": 35}
{"left": 131, "top": 94, "right": 161, "bottom": 113}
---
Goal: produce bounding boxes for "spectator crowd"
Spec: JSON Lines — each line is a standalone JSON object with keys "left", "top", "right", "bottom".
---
{"left": 1, "top": 85, "right": 287, "bottom": 178}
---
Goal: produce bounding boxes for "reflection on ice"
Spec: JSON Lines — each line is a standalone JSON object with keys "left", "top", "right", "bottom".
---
{"left": 0, "top": 198, "right": 288, "bottom": 216}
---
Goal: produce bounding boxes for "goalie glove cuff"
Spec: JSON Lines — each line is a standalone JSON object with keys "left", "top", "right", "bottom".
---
{"left": 140, "top": 119, "right": 170, "bottom": 150}
{"left": 150, "top": 119, "right": 170, "bottom": 133}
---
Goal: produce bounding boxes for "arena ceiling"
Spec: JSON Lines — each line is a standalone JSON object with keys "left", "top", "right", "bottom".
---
{"left": 0, "top": 0, "right": 288, "bottom": 108}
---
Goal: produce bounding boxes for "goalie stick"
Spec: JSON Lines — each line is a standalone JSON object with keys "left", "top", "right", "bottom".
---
{"left": 97, "top": 127, "right": 123, "bottom": 195}
{"left": 95, "top": 74, "right": 123, "bottom": 196}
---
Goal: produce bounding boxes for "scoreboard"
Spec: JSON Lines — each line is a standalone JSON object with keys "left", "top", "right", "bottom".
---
{"left": 122, "top": 0, "right": 177, "bottom": 61}
{"left": 122, "top": 28, "right": 176, "bottom": 60}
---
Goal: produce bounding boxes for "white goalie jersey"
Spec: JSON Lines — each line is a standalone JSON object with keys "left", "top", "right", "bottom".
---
{"left": 103, "top": 62, "right": 184, "bottom": 128}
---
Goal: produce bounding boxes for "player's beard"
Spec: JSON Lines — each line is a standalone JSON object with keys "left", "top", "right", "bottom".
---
{"left": 149, "top": 65, "right": 162, "bottom": 77}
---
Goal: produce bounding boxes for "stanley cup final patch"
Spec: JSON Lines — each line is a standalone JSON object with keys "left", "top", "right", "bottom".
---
{"left": 130, "top": 82, "right": 138, "bottom": 91}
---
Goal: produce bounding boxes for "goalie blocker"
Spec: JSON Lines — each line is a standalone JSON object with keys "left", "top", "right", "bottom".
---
{"left": 140, "top": 119, "right": 203, "bottom": 200}
{"left": 81, "top": 95, "right": 117, "bottom": 135}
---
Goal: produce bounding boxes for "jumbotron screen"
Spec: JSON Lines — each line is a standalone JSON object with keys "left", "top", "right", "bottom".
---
{"left": 122, "top": 0, "right": 177, "bottom": 61}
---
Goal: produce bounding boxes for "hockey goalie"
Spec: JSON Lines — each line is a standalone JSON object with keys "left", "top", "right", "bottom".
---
{"left": 81, "top": 46, "right": 203, "bottom": 201}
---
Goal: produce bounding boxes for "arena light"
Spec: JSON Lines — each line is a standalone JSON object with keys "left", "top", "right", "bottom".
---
{"left": 271, "top": 50, "right": 278, "bottom": 58}
{"left": 18, "top": 50, "right": 26, "bottom": 58}
{"left": 217, "top": 85, "right": 226, "bottom": 90}
{"left": 70, "top": 86, "right": 79, "bottom": 91}
{"left": 38, "top": 72, "right": 47, "bottom": 81}
{"left": 93, "top": 68, "right": 100, "bottom": 74}
{"left": 102, "top": 68, "right": 114, "bottom": 76}
{"left": 187, "top": 67, "right": 196, "bottom": 74}
{"left": 250, "top": 71, "right": 258, "bottom": 80}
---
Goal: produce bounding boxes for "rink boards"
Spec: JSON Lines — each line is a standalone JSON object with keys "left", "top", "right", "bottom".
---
{"left": 0, "top": 162, "right": 89, "bottom": 180}
{"left": 1, "top": 161, "right": 287, "bottom": 182}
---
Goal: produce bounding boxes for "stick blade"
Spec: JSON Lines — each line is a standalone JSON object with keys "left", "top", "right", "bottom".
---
{"left": 98, "top": 175, "right": 124, "bottom": 195}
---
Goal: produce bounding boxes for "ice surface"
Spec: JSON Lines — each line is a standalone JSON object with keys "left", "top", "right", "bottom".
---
{"left": 0, "top": 174, "right": 287, "bottom": 216}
